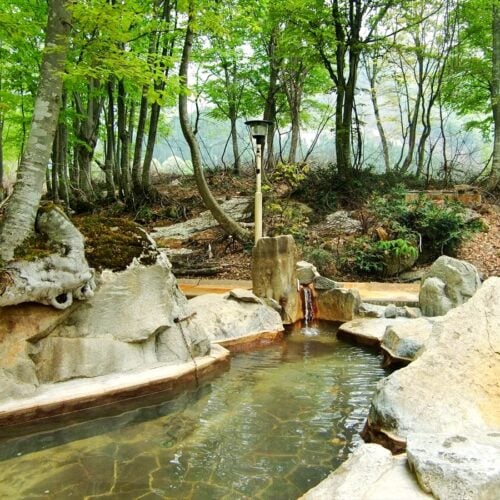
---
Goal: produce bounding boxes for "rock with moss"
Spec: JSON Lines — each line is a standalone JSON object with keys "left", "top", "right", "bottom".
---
{"left": 0, "top": 206, "right": 95, "bottom": 310}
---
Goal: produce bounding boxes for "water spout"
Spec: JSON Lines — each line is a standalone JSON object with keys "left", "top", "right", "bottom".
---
{"left": 301, "top": 284, "right": 318, "bottom": 336}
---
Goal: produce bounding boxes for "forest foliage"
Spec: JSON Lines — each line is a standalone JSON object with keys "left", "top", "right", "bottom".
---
{"left": 0, "top": 0, "right": 498, "bottom": 208}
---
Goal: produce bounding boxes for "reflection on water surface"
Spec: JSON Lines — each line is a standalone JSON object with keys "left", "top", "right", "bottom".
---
{"left": 0, "top": 322, "right": 386, "bottom": 499}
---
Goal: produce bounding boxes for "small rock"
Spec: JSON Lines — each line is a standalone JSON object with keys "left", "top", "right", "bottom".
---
{"left": 296, "top": 260, "right": 320, "bottom": 285}
{"left": 358, "top": 302, "right": 386, "bottom": 318}
{"left": 399, "top": 269, "right": 426, "bottom": 282}
{"left": 381, "top": 317, "right": 434, "bottom": 363}
{"left": 338, "top": 317, "right": 413, "bottom": 345}
{"left": 228, "top": 288, "right": 262, "bottom": 304}
{"left": 384, "top": 304, "right": 398, "bottom": 318}
{"left": 262, "top": 298, "right": 282, "bottom": 313}
{"left": 404, "top": 306, "right": 422, "bottom": 318}
{"left": 313, "top": 276, "right": 343, "bottom": 290}
{"left": 325, "top": 210, "right": 362, "bottom": 235}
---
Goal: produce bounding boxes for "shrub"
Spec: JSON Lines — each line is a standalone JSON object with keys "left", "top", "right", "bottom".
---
{"left": 302, "top": 246, "right": 336, "bottom": 276}
{"left": 367, "top": 190, "right": 482, "bottom": 262}
{"left": 341, "top": 237, "right": 418, "bottom": 277}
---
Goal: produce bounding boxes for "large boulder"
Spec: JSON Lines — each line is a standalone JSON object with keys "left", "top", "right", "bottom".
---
{"left": 301, "top": 444, "right": 431, "bottom": 500}
{"left": 406, "top": 433, "right": 500, "bottom": 500}
{"left": 188, "top": 291, "right": 283, "bottom": 342}
{"left": 364, "top": 277, "right": 500, "bottom": 449}
{"left": 0, "top": 304, "right": 73, "bottom": 399}
{"left": 26, "top": 256, "right": 211, "bottom": 384}
{"left": 324, "top": 210, "right": 362, "bottom": 235}
{"left": 252, "top": 235, "right": 301, "bottom": 324}
{"left": 419, "top": 256, "right": 481, "bottom": 316}
{"left": 316, "top": 288, "right": 361, "bottom": 323}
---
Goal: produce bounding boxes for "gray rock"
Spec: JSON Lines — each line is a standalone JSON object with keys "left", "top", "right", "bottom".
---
{"left": 262, "top": 297, "right": 282, "bottom": 313}
{"left": 301, "top": 443, "right": 431, "bottom": 500}
{"left": 419, "top": 256, "right": 481, "bottom": 316}
{"left": 156, "top": 322, "right": 210, "bottom": 363}
{"left": 399, "top": 269, "right": 426, "bottom": 283}
{"left": 404, "top": 306, "right": 422, "bottom": 319}
{"left": 366, "top": 277, "right": 500, "bottom": 443}
{"left": 31, "top": 336, "right": 158, "bottom": 382}
{"left": 407, "top": 433, "right": 500, "bottom": 500}
{"left": 296, "top": 260, "right": 320, "bottom": 285}
{"left": 384, "top": 304, "right": 399, "bottom": 318}
{"left": 325, "top": 210, "right": 362, "bottom": 235}
{"left": 228, "top": 288, "right": 262, "bottom": 304}
{"left": 383, "top": 249, "right": 419, "bottom": 277}
{"left": 23, "top": 257, "right": 212, "bottom": 385}
{"left": 0, "top": 368, "right": 38, "bottom": 400}
{"left": 151, "top": 197, "right": 251, "bottom": 241}
{"left": 419, "top": 276, "right": 453, "bottom": 316}
{"left": 313, "top": 275, "right": 343, "bottom": 290}
{"left": 51, "top": 260, "right": 189, "bottom": 343}
{"left": 338, "top": 317, "right": 412, "bottom": 345}
{"left": 358, "top": 302, "right": 386, "bottom": 318}
{"left": 463, "top": 208, "right": 483, "bottom": 224}
{"left": 188, "top": 293, "right": 283, "bottom": 342}
{"left": 381, "top": 317, "right": 434, "bottom": 363}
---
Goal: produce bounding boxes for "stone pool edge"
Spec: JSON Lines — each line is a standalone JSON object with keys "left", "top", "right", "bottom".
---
{"left": 0, "top": 344, "right": 231, "bottom": 428}
{"left": 0, "top": 326, "right": 287, "bottom": 430}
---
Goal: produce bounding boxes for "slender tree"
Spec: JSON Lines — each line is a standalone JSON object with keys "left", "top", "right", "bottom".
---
{"left": 0, "top": 0, "right": 72, "bottom": 260}
{"left": 178, "top": 0, "right": 250, "bottom": 242}
{"left": 490, "top": 0, "right": 499, "bottom": 188}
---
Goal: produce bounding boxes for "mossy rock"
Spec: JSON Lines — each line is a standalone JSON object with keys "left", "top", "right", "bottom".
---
{"left": 74, "top": 216, "right": 159, "bottom": 271}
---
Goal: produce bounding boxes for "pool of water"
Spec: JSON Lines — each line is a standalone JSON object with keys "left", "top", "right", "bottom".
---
{"left": 0, "top": 323, "right": 387, "bottom": 499}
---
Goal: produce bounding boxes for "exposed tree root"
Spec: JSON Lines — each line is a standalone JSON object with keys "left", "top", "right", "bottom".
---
{"left": 0, "top": 206, "right": 95, "bottom": 309}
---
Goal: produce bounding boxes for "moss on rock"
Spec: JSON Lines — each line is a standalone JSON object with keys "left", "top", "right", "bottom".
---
{"left": 74, "top": 216, "right": 159, "bottom": 271}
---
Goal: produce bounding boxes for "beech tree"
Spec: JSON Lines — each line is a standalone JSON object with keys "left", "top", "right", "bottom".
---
{"left": 0, "top": 0, "right": 94, "bottom": 309}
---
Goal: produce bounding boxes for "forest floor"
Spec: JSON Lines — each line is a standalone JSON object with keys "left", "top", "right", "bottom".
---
{"left": 141, "top": 172, "right": 500, "bottom": 282}
{"left": 2, "top": 171, "right": 498, "bottom": 282}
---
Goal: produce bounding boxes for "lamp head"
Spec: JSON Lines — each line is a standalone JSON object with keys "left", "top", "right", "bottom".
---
{"left": 245, "top": 119, "right": 273, "bottom": 146}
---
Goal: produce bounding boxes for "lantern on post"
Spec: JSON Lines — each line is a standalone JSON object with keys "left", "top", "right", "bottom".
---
{"left": 245, "top": 119, "right": 273, "bottom": 245}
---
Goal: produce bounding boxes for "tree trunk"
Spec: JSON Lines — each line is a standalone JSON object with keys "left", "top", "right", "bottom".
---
{"left": 179, "top": 5, "right": 250, "bottom": 243}
{"left": 50, "top": 127, "right": 60, "bottom": 204}
{"left": 489, "top": 0, "right": 500, "bottom": 189}
{"left": 264, "top": 26, "right": 280, "bottom": 168}
{"left": 367, "top": 58, "right": 391, "bottom": 172}
{"left": 0, "top": 115, "right": 4, "bottom": 202}
{"left": 117, "top": 79, "right": 131, "bottom": 199}
{"left": 229, "top": 106, "right": 241, "bottom": 175}
{"left": 132, "top": 93, "right": 148, "bottom": 194}
{"left": 142, "top": 0, "right": 175, "bottom": 192}
{"left": 0, "top": 0, "right": 72, "bottom": 261}
{"left": 105, "top": 79, "right": 117, "bottom": 200}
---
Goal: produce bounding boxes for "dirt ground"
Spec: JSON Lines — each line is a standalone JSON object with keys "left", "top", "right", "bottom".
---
{"left": 147, "top": 175, "right": 500, "bottom": 282}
